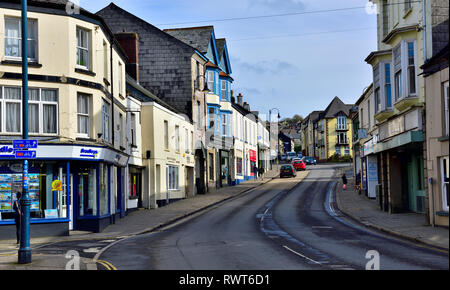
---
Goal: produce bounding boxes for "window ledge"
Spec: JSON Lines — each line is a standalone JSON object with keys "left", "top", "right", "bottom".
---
{"left": 76, "top": 137, "right": 95, "bottom": 142}
{"left": 75, "top": 68, "right": 96, "bottom": 77}
{"left": 437, "top": 136, "right": 449, "bottom": 142}
{"left": 1, "top": 60, "right": 42, "bottom": 68}
{"left": 103, "top": 78, "right": 111, "bottom": 87}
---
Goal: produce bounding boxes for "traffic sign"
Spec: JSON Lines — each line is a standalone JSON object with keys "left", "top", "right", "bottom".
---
{"left": 13, "top": 140, "right": 38, "bottom": 149}
{"left": 15, "top": 151, "right": 37, "bottom": 159}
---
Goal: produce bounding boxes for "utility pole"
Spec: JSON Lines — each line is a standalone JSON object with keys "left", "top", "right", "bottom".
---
{"left": 18, "top": 0, "right": 32, "bottom": 264}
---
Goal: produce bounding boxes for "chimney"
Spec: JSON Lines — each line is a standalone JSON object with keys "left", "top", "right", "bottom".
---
{"left": 243, "top": 102, "right": 250, "bottom": 111}
{"left": 230, "top": 90, "right": 235, "bottom": 103}
{"left": 115, "top": 32, "right": 139, "bottom": 82}
{"left": 237, "top": 93, "right": 243, "bottom": 106}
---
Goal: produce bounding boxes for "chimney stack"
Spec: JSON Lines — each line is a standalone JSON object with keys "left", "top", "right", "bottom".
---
{"left": 243, "top": 102, "right": 250, "bottom": 111}
{"left": 237, "top": 93, "right": 243, "bottom": 106}
{"left": 115, "top": 32, "right": 139, "bottom": 82}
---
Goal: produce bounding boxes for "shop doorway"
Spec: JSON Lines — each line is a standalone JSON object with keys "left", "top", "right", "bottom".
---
{"left": 407, "top": 154, "right": 426, "bottom": 213}
{"left": 129, "top": 167, "right": 143, "bottom": 208}
{"left": 220, "top": 151, "right": 230, "bottom": 186}
{"left": 185, "top": 167, "right": 194, "bottom": 197}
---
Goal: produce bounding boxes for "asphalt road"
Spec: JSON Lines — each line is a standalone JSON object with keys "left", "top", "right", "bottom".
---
{"left": 93, "top": 164, "right": 448, "bottom": 270}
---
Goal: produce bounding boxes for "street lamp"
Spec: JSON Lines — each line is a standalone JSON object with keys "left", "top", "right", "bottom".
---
{"left": 269, "top": 108, "right": 281, "bottom": 170}
{"left": 18, "top": 0, "right": 32, "bottom": 264}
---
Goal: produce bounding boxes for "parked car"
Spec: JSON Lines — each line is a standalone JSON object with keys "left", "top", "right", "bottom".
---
{"left": 292, "top": 159, "right": 306, "bottom": 171}
{"left": 297, "top": 153, "right": 303, "bottom": 158}
{"left": 280, "top": 154, "right": 287, "bottom": 161}
{"left": 280, "top": 164, "right": 296, "bottom": 178}
{"left": 286, "top": 152, "right": 297, "bottom": 161}
{"left": 303, "top": 156, "right": 317, "bottom": 165}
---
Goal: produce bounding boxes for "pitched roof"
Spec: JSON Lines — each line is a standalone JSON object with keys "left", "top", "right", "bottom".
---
{"left": 321, "top": 96, "right": 353, "bottom": 119}
{"left": 163, "top": 26, "right": 214, "bottom": 55}
{"left": 216, "top": 38, "right": 226, "bottom": 58}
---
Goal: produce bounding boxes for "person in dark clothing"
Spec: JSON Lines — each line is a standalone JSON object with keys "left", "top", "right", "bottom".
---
{"left": 253, "top": 164, "right": 258, "bottom": 180}
{"left": 13, "top": 192, "right": 22, "bottom": 244}
{"left": 355, "top": 170, "right": 362, "bottom": 195}
{"left": 342, "top": 173, "right": 348, "bottom": 190}
{"left": 258, "top": 166, "right": 265, "bottom": 180}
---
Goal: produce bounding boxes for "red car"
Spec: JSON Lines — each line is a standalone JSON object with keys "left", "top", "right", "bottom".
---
{"left": 292, "top": 159, "right": 306, "bottom": 171}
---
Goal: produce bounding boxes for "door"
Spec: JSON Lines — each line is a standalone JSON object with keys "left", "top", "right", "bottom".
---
{"left": 407, "top": 154, "right": 426, "bottom": 213}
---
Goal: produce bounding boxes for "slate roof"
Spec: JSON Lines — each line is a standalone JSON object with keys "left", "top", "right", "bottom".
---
{"left": 163, "top": 26, "right": 214, "bottom": 55}
{"left": 321, "top": 97, "right": 353, "bottom": 119}
{"left": 216, "top": 38, "right": 226, "bottom": 58}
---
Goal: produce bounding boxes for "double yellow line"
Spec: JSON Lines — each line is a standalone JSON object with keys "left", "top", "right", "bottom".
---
{"left": 95, "top": 259, "right": 117, "bottom": 270}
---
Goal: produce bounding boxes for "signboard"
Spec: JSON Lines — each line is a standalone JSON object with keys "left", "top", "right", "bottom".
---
{"left": 249, "top": 150, "right": 257, "bottom": 162}
{"left": 44, "top": 209, "right": 59, "bottom": 219}
{"left": 13, "top": 140, "right": 38, "bottom": 149}
{"left": 15, "top": 151, "right": 37, "bottom": 159}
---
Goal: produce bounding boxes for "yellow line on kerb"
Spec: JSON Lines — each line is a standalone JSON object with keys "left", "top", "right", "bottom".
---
{"left": 96, "top": 259, "right": 117, "bottom": 270}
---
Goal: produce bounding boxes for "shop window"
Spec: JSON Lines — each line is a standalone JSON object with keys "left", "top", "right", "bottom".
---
{"left": 209, "top": 153, "right": 214, "bottom": 181}
{"left": 236, "top": 157, "right": 243, "bottom": 175}
{"left": 78, "top": 167, "right": 96, "bottom": 216}
{"left": 99, "top": 164, "right": 109, "bottom": 216}
{"left": 0, "top": 162, "right": 68, "bottom": 221}
{"left": 167, "top": 166, "right": 179, "bottom": 190}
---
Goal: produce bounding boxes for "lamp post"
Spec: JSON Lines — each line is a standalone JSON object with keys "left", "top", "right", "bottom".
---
{"left": 268, "top": 108, "right": 281, "bottom": 170}
{"left": 18, "top": 0, "right": 32, "bottom": 264}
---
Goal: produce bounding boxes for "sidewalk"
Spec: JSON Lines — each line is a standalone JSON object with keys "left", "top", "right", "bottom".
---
{"left": 335, "top": 167, "right": 449, "bottom": 251}
{"left": 0, "top": 165, "right": 282, "bottom": 269}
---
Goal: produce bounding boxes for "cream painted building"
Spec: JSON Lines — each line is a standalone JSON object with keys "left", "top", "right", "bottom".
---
{"left": 0, "top": 1, "right": 129, "bottom": 237}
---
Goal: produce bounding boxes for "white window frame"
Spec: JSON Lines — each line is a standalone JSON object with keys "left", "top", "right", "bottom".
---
{"left": 175, "top": 125, "right": 180, "bottom": 152}
{"left": 207, "top": 71, "right": 214, "bottom": 93}
{"left": 101, "top": 99, "right": 111, "bottom": 142}
{"left": 221, "top": 80, "right": 227, "bottom": 100}
{"left": 444, "top": 81, "right": 449, "bottom": 137}
{"left": 1, "top": 86, "right": 22, "bottom": 134}
{"left": 30, "top": 88, "right": 58, "bottom": 135}
{"left": 167, "top": 165, "right": 179, "bottom": 191}
{"left": 4, "top": 17, "right": 38, "bottom": 62}
{"left": 337, "top": 116, "right": 347, "bottom": 130}
{"left": 164, "top": 120, "right": 169, "bottom": 150}
{"left": 406, "top": 41, "right": 417, "bottom": 97}
{"left": 76, "top": 27, "right": 90, "bottom": 70}
{"left": 441, "top": 156, "right": 449, "bottom": 212}
{"left": 77, "top": 93, "right": 90, "bottom": 138}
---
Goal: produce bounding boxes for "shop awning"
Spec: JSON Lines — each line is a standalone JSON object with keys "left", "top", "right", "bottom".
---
{"left": 373, "top": 131, "right": 423, "bottom": 154}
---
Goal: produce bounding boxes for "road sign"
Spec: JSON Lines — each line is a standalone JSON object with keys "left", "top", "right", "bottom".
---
{"left": 15, "top": 150, "right": 37, "bottom": 159}
{"left": 13, "top": 140, "right": 38, "bottom": 149}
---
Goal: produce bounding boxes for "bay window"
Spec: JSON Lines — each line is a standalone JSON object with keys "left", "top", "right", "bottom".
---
{"left": 385, "top": 63, "right": 392, "bottom": 108}
{"left": 407, "top": 42, "right": 416, "bottom": 96}
{"left": 4, "top": 17, "right": 37, "bottom": 61}
{"left": 207, "top": 71, "right": 214, "bottom": 92}
{"left": 221, "top": 80, "right": 227, "bottom": 100}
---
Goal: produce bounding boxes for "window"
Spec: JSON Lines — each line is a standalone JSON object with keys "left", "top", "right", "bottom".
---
{"left": 337, "top": 116, "right": 347, "bottom": 130}
{"left": 375, "top": 87, "right": 381, "bottom": 113}
{"left": 344, "top": 146, "right": 350, "bottom": 156}
{"left": 2, "top": 87, "right": 21, "bottom": 133}
{"left": 185, "top": 128, "right": 189, "bottom": 153}
{"left": 4, "top": 17, "right": 37, "bottom": 61}
{"left": 207, "top": 71, "right": 214, "bottom": 92}
{"left": 130, "top": 113, "right": 137, "bottom": 147}
{"left": 444, "top": 81, "right": 449, "bottom": 137}
{"left": 77, "top": 93, "right": 90, "bottom": 137}
{"left": 167, "top": 166, "right": 179, "bottom": 190}
{"left": 335, "top": 146, "right": 341, "bottom": 156}
{"left": 196, "top": 101, "right": 201, "bottom": 130}
{"left": 76, "top": 27, "right": 90, "bottom": 69}
{"left": 175, "top": 125, "right": 180, "bottom": 152}
{"left": 221, "top": 80, "right": 227, "bottom": 100}
{"left": 118, "top": 62, "right": 122, "bottom": 95}
{"left": 119, "top": 113, "right": 124, "bottom": 147}
{"left": 407, "top": 42, "right": 416, "bottom": 95}
{"left": 337, "top": 132, "right": 347, "bottom": 144}
{"left": 442, "top": 156, "right": 449, "bottom": 211}
{"left": 208, "top": 107, "right": 215, "bottom": 130}
{"left": 103, "top": 41, "right": 109, "bottom": 80}
{"left": 209, "top": 153, "right": 214, "bottom": 181}
{"left": 26, "top": 88, "right": 58, "bottom": 134}
{"left": 222, "top": 114, "right": 227, "bottom": 136}
{"left": 102, "top": 100, "right": 110, "bottom": 142}
{"left": 382, "top": 0, "right": 389, "bottom": 36}
{"left": 385, "top": 63, "right": 392, "bottom": 108}
{"left": 164, "top": 120, "right": 169, "bottom": 150}
{"left": 395, "top": 71, "right": 402, "bottom": 101}
{"left": 236, "top": 157, "right": 243, "bottom": 175}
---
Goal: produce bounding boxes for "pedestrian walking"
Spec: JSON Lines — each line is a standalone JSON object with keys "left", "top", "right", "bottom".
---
{"left": 355, "top": 170, "right": 362, "bottom": 195}
{"left": 342, "top": 173, "right": 348, "bottom": 190}
{"left": 13, "top": 192, "right": 22, "bottom": 245}
{"left": 253, "top": 164, "right": 258, "bottom": 180}
{"left": 259, "top": 166, "right": 265, "bottom": 180}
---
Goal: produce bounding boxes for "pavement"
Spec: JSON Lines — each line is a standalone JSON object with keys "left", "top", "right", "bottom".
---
{"left": 335, "top": 167, "right": 449, "bottom": 252}
{"left": 0, "top": 164, "right": 283, "bottom": 269}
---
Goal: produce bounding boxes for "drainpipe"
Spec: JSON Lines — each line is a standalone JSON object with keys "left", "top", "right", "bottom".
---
{"left": 110, "top": 43, "right": 115, "bottom": 147}
{"left": 423, "top": 0, "right": 427, "bottom": 61}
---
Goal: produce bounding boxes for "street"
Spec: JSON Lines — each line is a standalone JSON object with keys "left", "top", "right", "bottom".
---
{"left": 70, "top": 164, "right": 447, "bottom": 270}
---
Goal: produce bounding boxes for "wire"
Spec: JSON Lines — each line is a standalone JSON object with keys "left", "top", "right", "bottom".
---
{"left": 228, "top": 27, "right": 377, "bottom": 42}
{"left": 155, "top": 1, "right": 422, "bottom": 27}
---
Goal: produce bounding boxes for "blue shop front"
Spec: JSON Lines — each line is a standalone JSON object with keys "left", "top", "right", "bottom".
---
{"left": 0, "top": 143, "right": 128, "bottom": 240}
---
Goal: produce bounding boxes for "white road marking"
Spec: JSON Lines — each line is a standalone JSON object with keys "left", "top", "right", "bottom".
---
{"left": 283, "top": 245, "right": 322, "bottom": 265}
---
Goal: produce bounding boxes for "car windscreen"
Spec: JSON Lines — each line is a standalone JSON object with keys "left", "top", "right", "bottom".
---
{"left": 281, "top": 165, "right": 292, "bottom": 170}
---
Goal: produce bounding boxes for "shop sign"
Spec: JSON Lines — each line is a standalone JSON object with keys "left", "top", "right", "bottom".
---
{"left": 0, "top": 145, "right": 15, "bottom": 158}
{"left": 15, "top": 150, "right": 37, "bottom": 159}
{"left": 13, "top": 140, "right": 38, "bottom": 149}
{"left": 249, "top": 150, "right": 257, "bottom": 162}
{"left": 80, "top": 148, "right": 99, "bottom": 158}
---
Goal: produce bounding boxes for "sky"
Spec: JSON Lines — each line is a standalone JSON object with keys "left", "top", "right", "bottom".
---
{"left": 79, "top": 0, "right": 378, "bottom": 121}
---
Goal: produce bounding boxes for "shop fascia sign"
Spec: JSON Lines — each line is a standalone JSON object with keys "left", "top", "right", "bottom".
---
{"left": 0, "top": 141, "right": 38, "bottom": 159}
{"left": 362, "top": 135, "right": 378, "bottom": 157}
